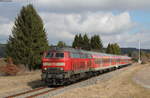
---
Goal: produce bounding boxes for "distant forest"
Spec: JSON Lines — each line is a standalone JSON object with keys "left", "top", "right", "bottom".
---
{"left": 0, "top": 43, "right": 150, "bottom": 57}
{"left": 121, "top": 48, "right": 150, "bottom": 54}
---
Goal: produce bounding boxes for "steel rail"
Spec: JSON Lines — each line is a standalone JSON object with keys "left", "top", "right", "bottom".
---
{"left": 26, "top": 87, "right": 63, "bottom": 98}
{"left": 6, "top": 86, "right": 47, "bottom": 98}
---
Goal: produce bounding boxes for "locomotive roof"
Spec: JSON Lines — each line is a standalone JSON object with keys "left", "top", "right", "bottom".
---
{"left": 49, "top": 47, "right": 131, "bottom": 59}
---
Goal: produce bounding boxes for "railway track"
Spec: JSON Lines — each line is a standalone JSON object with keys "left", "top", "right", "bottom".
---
{"left": 5, "top": 64, "right": 132, "bottom": 98}
{"left": 6, "top": 86, "right": 62, "bottom": 98}
{"left": 26, "top": 87, "right": 63, "bottom": 98}
{"left": 6, "top": 79, "right": 86, "bottom": 98}
{"left": 5, "top": 77, "right": 94, "bottom": 97}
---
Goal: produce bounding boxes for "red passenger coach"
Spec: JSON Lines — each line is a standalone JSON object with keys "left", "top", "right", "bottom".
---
{"left": 41, "top": 47, "right": 131, "bottom": 85}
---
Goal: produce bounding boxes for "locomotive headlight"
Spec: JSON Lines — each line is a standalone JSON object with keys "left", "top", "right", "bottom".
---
{"left": 60, "top": 67, "right": 64, "bottom": 70}
{"left": 42, "top": 67, "right": 47, "bottom": 72}
{"left": 56, "top": 62, "right": 65, "bottom": 66}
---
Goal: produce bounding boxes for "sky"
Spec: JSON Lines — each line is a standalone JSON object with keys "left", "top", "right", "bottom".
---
{"left": 0, "top": 0, "right": 150, "bottom": 49}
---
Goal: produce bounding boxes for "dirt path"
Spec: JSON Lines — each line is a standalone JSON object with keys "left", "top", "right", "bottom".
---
{"left": 53, "top": 64, "right": 150, "bottom": 98}
{"left": 133, "top": 65, "right": 150, "bottom": 89}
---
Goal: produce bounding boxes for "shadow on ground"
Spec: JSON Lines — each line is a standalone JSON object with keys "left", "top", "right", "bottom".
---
{"left": 27, "top": 79, "right": 45, "bottom": 89}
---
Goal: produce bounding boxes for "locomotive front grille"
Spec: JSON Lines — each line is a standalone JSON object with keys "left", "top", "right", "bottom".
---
{"left": 46, "top": 67, "right": 64, "bottom": 74}
{"left": 42, "top": 67, "right": 66, "bottom": 81}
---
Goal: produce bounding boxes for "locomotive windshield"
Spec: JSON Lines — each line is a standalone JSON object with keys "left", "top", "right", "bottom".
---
{"left": 55, "top": 53, "right": 64, "bottom": 58}
{"left": 45, "top": 52, "right": 54, "bottom": 58}
{"left": 45, "top": 52, "right": 64, "bottom": 58}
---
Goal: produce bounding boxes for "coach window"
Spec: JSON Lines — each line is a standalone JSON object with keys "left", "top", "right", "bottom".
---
{"left": 71, "top": 53, "right": 80, "bottom": 58}
{"left": 102, "top": 58, "right": 105, "bottom": 64}
{"left": 95, "top": 59, "right": 98, "bottom": 64}
{"left": 73, "top": 53, "right": 76, "bottom": 58}
{"left": 103, "top": 58, "right": 106, "bottom": 64}
{"left": 106, "top": 58, "right": 108, "bottom": 63}
{"left": 101, "top": 58, "right": 103, "bottom": 64}
{"left": 99, "top": 58, "right": 101, "bottom": 64}
{"left": 76, "top": 53, "right": 80, "bottom": 58}
{"left": 84, "top": 54, "right": 87, "bottom": 58}
{"left": 103, "top": 59, "right": 105, "bottom": 63}
{"left": 118, "top": 59, "right": 120, "bottom": 62}
{"left": 87, "top": 54, "right": 91, "bottom": 58}
{"left": 80, "top": 54, "right": 86, "bottom": 58}
{"left": 80, "top": 54, "right": 83, "bottom": 58}
{"left": 70, "top": 53, "right": 75, "bottom": 58}
{"left": 85, "top": 54, "right": 89, "bottom": 58}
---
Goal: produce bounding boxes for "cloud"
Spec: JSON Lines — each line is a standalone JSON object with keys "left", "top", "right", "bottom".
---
{"left": 79, "top": 12, "right": 134, "bottom": 34}
{"left": 0, "top": 17, "right": 13, "bottom": 36}
{"left": 0, "top": 2, "right": 149, "bottom": 48}
{"left": 102, "top": 31, "right": 150, "bottom": 49}
{"left": 0, "top": 16, "right": 13, "bottom": 43}
{"left": 40, "top": 11, "right": 134, "bottom": 45}
{"left": 36, "top": 0, "right": 150, "bottom": 12}
{"left": 0, "top": 35, "right": 9, "bottom": 43}
{"left": 40, "top": 11, "right": 150, "bottom": 49}
{"left": 0, "top": 2, "right": 24, "bottom": 19}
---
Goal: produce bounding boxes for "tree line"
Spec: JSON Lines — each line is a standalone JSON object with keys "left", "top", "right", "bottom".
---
{"left": 106, "top": 43, "right": 121, "bottom": 55}
{"left": 72, "top": 34, "right": 103, "bottom": 52}
{"left": 58, "top": 34, "right": 121, "bottom": 55}
{"left": 6, "top": 4, "right": 121, "bottom": 70}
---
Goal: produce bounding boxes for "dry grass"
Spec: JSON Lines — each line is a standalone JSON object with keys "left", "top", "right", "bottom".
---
{"left": 53, "top": 64, "right": 150, "bottom": 98}
{"left": 0, "top": 58, "right": 20, "bottom": 76}
{"left": 0, "top": 58, "right": 7, "bottom": 67}
{"left": 0, "top": 70, "right": 42, "bottom": 95}
{"left": 133, "top": 64, "right": 150, "bottom": 89}
{"left": 0, "top": 58, "right": 44, "bottom": 96}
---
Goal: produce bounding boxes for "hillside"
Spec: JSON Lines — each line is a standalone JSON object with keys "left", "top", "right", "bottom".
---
{"left": 121, "top": 48, "right": 150, "bottom": 54}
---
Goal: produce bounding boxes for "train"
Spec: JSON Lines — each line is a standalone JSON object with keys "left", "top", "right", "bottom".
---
{"left": 41, "top": 47, "right": 132, "bottom": 86}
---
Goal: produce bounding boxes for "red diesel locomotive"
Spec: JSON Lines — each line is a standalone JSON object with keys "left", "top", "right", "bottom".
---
{"left": 41, "top": 47, "right": 131, "bottom": 85}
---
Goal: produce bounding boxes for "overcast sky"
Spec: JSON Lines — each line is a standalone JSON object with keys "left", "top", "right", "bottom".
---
{"left": 0, "top": 0, "right": 150, "bottom": 49}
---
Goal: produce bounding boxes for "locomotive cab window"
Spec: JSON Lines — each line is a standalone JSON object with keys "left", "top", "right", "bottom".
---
{"left": 55, "top": 53, "right": 64, "bottom": 58}
{"left": 45, "top": 52, "right": 54, "bottom": 58}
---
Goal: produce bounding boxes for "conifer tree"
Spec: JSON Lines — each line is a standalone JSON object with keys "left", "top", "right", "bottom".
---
{"left": 72, "top": 34, "right": 79, "bottom": 48}
{"left": 57, "top": 41, "right": 66, "bottom": 47}
{"left": 90, "top": 35, "right": 103, "bottom": 51}
{"left": 72, "top": 34, "right": 84, "bottom": 49}
{"left": 82, "top": 34, "right": 90, "bottom": 50}
{"left": 78, "top": 34, "right": 84, "bottom": 48}
{"left": 111, "top": 44, "right": 116, "bottom": 54}
{"left": 72, "top": 34, "right": 103, "bottom": 51}
{"left": 106, "top": 43, "right": 121, "bottom": 55}
{"left": 106, "top": 43, "right": 112, "bottom": 53}
{"left": 114, "top": 43, "right": 121, "bottom": 54}
{"left": 6, "top": 4, "right": 49, "bottom": 70}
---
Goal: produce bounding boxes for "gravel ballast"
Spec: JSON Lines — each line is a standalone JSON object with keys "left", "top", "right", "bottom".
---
{"left": 53, "top": 64, "right": 150, "bottom": 98}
